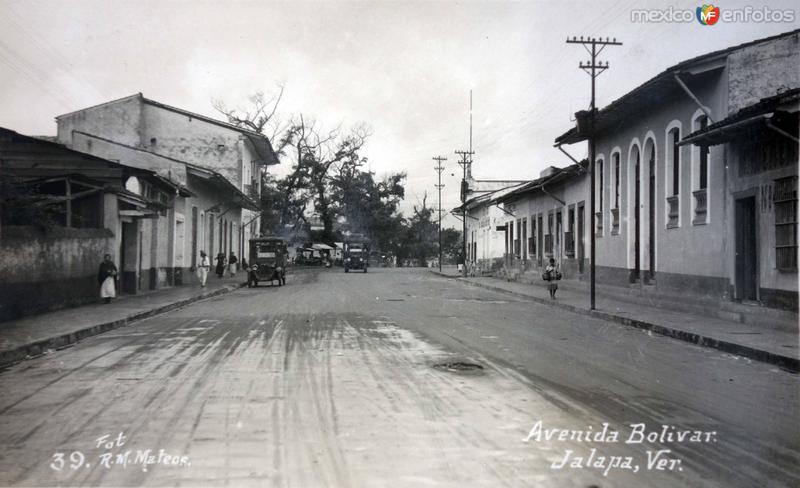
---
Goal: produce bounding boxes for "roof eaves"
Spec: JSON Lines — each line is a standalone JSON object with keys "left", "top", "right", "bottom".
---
{"left": 553, "top": 29, "right": 800, "bottom": 146}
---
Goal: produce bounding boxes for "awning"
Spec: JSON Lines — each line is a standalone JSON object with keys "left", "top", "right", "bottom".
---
{"left": 679, "top": 113, "right": 773, "bottom": 146}
{"left": 312, "top": 243, "right": 334, "bottom": 250}
{"left": 680, "top": 88, "right": 800, "bottom": 146}
{"left": 186, "top": 164, "right": 260, "bottom": 211}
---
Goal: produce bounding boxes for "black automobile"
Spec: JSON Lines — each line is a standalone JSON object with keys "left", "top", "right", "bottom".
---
{"left": 344, "top": 244, "right": 368, "bottom": 273}
{"left": 247, "top": 237, "right": 287, "bottom": 287}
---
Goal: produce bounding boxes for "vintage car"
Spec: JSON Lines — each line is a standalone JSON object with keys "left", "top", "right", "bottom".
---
{"left": 344, "top": 243, "right": 368, "bottom": 273}
{"left": 247, "top": 237, "right": 287, "bottom": 287}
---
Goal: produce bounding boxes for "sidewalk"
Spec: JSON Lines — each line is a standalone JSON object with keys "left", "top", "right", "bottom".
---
{"left": 0, "top": 275, "right": 246, "bottom": 368}
{"left": 431, "top": 267, "right": 799, "bottom": 372}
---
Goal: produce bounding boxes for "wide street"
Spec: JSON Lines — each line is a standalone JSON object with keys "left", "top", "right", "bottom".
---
{"left": 0, "top": 268, "right": 797, "bottom": 487}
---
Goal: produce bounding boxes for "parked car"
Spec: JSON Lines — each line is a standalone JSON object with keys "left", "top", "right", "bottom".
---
{"left": 247, "top": 237, "right": 287, "bottom": 287}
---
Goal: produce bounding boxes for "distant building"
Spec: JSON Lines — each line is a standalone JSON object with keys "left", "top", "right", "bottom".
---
{"left": 495, "top": 163, "right": 589, "bottom": 280}
{"left": 554, "top": 29, "right": 799, "bottom": 311}
{"left": 455, "top": 181, "right": 530, "bottom": 274}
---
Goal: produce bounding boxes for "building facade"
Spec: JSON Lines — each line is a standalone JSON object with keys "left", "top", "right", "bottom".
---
{"left": 554, "top": 29, "right": 799, "bottom": 311}
{"left": 459, "top": 182, "right": 528, "bottom": 274}
{"left": 495, "top": 164, "right": 590, "bottom": 281}
{"left": 55, "top": 94, "right": 275, "bottom": 285}
{"left": 0, "top": 128, "right": 187, "bottom": 320}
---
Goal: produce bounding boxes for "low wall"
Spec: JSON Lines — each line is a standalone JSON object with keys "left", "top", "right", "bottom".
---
{"left": 0, "top": 226, "right": 114, "bottom": 322}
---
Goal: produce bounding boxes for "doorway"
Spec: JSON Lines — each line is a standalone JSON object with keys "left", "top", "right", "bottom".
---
{"left": 735, "top": 196, "right": 758, "bottom": 301}
{"left": 119, "top": 221, "right": 138, "bottom": 294}
{"left": 633, "top": 147, "right": 641, "bottom": 282}
{"left": 577, "top": 203, "right": 585, "bottom": 273}
{"left": 648, "top": 145, "right": 656, "bottom": 282}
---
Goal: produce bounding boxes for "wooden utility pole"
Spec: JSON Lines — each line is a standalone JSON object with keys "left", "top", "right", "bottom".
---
{"left": 455, "top": 149, "right": 474, "bottom": 278}
{"left": 433, "top": 156, "right": 447, "bottom": 272}
{"left": 566, "top": 35, "right": 622, "bottom": 310}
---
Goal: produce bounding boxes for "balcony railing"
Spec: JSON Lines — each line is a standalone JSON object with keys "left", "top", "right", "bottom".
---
{"left": 610, "top": 208, "right": 620, "bottom": 235}
{"left": 666, "top": 195, "right": 679, "bottom": 228}
{"left": 693, "top": 189, "right": 707, "bottom": 225}
{"left": 595, "top": 211, "right": 603, "bottom": 237}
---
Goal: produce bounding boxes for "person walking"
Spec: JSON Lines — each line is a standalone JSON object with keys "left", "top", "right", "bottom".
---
{"left": 228, "top": 252, "right": 238, "bottom": 277}
{"left": 215, "top": 252, "right": 226, "bottom": 279}
{"left": 98, "top": 254, "right": 118, "bottom": 304}
{"left": 197, "top": 250, "right": 210, "bottom": 287}
{"left": 544, "top": 257, "right": 560, "bottom": 299}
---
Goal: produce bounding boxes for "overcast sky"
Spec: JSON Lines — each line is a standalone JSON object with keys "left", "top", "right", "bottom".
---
{"left": 1, "top": 0, "right": 798, "bottom": 227}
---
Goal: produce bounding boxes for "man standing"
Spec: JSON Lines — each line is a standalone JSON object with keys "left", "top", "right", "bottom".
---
{"left": 198, "top": 250, "right": 210, "bottom": 287}
{"left": 98, "top": 254, "right": 118, "bottom": 304}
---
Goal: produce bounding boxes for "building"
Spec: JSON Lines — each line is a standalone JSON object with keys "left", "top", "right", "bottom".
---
{"left": 554, "top": 29, "right": 799, "bottom": 311}
{"left": 495, "top": 163, "right": 589, "bottom": 281}
{"left": 456, "top": 181, "right": 529, "bottom": 275}
{"left": 681, "top": 88, "right": 799, "bottom": 310}
{"left": 0, "top": 127, "right": 188, "bottom": 320}
{"left": 52, "top": 130, "right": 259, "bottom": 290}
{"left": 55, "top": 93, "right": 279, "bottom": 265}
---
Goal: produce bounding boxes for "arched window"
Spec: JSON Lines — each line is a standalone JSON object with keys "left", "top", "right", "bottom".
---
{"left": 610, "top": 150, "right": 621, "bottom": 234}
{"left": 665, "top": 123, "right": 681, "bottom": 228}
{"left": 670, "top": 128, "right": 680, "bottom": 196}
{"left": 595, "top": 157, "right": 604, "bottom": 236}
{"left": 698, "top": 116, "right": 709, "bottom": 190}
{"left": 691, "top": 113, "right": 709, "bottom": 224}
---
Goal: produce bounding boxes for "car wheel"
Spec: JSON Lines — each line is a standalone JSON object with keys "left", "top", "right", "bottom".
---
{"left": 345, "top": 268, "right": 349, "bottom": 273}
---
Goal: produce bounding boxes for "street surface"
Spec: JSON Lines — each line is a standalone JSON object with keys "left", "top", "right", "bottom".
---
{"left": 0, "top": 268, "right": 797, "bottom": 487}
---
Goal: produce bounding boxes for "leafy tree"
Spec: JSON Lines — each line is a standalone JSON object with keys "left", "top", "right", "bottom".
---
{"left": 397, "top": 193, "right": 438, "bottom": 266}
{"left": 440, "top": 227, "right": 462, "bottom": 264}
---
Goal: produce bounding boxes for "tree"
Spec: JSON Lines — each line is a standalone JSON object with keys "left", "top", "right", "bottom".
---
{"left": 440, "top": 228, "right": 462, "bottom": 264}
{"left": 398, "top": 193, "right": 438, "bottom": 266}
{"left": 215, "top": 89, "right": 406, "bottom": 252}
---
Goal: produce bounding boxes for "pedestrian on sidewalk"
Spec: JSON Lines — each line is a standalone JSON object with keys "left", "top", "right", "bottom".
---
{"left": 215, "top": 252, "right": 226, "bottom": 279}
{"left": 544, "top": 257, "right": 561, "bottom": 299}
{"left": 197, "top": 251, "right": 210, "bottom": 287}
{"left": 228, "top": 252, "right": 238, "bottom": 277}
{"left": 97, "top": 254, "right": 118, "bottom": 304}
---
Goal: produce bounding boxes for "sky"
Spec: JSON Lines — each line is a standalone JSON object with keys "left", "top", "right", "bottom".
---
{"left": 1, "top": 0, "right": 798, "bottom": 227}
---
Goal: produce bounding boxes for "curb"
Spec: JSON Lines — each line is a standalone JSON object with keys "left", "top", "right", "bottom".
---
{"left": 430, "top": 270, "right": 799, "bottom": 373}
{"left": 0, "top": 282, "right": 247, "bottom": 370}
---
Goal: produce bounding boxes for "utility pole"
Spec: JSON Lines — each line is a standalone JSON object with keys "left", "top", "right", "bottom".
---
{"left": 433, "top": 156, "right": 447, "bottom": 272}
{"left": 455, "top": 149, "right": 474, "bottom": 278}
{"left": 566, "top": 35, "right": 622, "bottom": 310}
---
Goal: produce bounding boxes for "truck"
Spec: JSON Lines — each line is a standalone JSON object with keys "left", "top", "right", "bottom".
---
{"left": 343, "top": 240, "right": 369, "bottom": 273}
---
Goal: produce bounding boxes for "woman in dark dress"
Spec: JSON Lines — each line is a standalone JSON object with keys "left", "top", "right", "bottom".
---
{"left": 98, "top": 254, "right": 118, "bottom": 304}
{"left": 215, "top": 252, "right": 226, "bottom": 278}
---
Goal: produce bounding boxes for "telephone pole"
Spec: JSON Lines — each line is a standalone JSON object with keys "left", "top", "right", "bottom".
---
{"left": 455, "top": 149, "right": 474, "bottom": 278}
{"left": 566, "top": 35, "right": 622, "bottom": 310}
{"left": 433, "top": 156, "right": 447, "bottom": 272}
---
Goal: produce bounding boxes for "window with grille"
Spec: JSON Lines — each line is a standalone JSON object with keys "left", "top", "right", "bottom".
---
{"left": 774, "top": 176, "right": 798, "bottom": 271}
